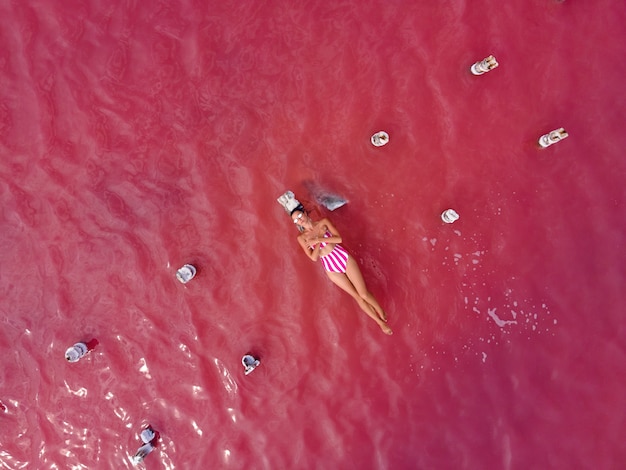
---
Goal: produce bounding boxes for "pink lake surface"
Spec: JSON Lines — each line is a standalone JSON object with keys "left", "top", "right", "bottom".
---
{"left": 1, "top": 1, "right": 625, "bottom": 469}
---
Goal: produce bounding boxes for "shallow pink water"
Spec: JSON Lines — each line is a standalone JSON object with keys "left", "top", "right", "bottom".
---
{"left": 1, "top": 0, "right": 625, "bottom": 468}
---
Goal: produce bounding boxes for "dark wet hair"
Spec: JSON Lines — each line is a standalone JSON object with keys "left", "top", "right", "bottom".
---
{"left": 289, "top": 204, "right": 305, "bottom": 217}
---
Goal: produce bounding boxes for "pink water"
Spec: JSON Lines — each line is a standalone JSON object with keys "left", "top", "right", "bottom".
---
{"left": 1, "top": 1, "right": 625, "bottom": 468}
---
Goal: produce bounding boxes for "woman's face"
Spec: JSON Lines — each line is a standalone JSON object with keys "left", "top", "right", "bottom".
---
{"left": 292, "top": 211, "right": 306, "bottom": 226}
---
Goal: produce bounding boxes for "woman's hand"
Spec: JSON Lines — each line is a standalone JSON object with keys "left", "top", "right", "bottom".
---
{"left": 297, "top": 234, "right": 320, "bottom": 261}
{"left": 305, "top": 237, "right": 319, "bottom": 250}
{"left": 296, "top": 218, "right": 341, "bottom": 262}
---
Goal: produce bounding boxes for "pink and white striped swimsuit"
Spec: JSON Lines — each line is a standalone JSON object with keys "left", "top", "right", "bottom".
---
{"left": 319, "top": 231, "right": 349, "bottom": 273}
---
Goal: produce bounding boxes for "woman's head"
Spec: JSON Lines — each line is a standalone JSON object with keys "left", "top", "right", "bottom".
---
{"left": 291, "top": 209, "right": 306, "bottom": 225}
{"left": 289, "top": 203, "right": 304, "bottom": 217}
{"left": 291, "top": 209, "right": 312, "bottom": 232}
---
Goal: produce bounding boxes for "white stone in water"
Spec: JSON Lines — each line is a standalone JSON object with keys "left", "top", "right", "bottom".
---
{"left": 277, "top": 190, "right": 302, "bottom": 213}
{"left": 371, "top": 131, "right": 389, "bottom": 147}
{"left": 242, "top": 355, "right": 260, "bottom": 375}
{"left": 65, "top": 342, "right": 88, "bottom": 362}
{"left": 140, "top": 428, "right": 155, "bottom": 444}
{"left": 176, "top": 264, "right": 197, "bottom": 283}
{"left": 470, "top": 55, "right": 499, "bottom": 75}
{"left": 441, "top": 209, "right": 460, "bottom": 223}
{"left": 318, "top": 194, "right": 347, "bottom": 211}
{"left": 132, "top": 443, "right": 155, "bottom": 464}
{"left": 538, "top": 128, "right": 568, "bottom": 148}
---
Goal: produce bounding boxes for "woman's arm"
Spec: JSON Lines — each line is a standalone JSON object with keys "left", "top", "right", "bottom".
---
{"left": 318, "top": 218, "right": 343, "bottom": 244}
{"left": 297, "top": 234, "right": 322, "bottom": 262}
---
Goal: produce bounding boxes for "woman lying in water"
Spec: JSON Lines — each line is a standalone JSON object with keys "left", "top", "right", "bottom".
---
{"left": 291, "top": 208, "right": 392, "bottom": 335}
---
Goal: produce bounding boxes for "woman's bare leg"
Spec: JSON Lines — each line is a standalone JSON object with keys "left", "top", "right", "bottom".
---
{"left": 325, "top": 271, "right": 392, "bottom": 335}
{"left": 344, "top": 257, "right": 388, "bottom": 322}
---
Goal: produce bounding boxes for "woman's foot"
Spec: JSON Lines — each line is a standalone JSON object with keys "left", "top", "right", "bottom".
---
{"left": 377, "top": 310, "right": 388, "bottom": 322}
{"left": 379, "top": 323, "right": 393, "bottom": 335}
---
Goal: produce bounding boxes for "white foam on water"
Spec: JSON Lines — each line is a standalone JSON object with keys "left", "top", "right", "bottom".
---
{"left": 138, "top": 358, "right": 152, "bottom": 379}
{"left": 64, "top": 381, "right": 88, "bottom": 398}
{"left": 179, "top": 343, "right": 192, "bottom": 359}
{"left": 192, "top": 420, "right": 203, "bottom": 436}
{"left": 227, "top": 407, "right": 237, "bottom": 424}
{"left": 214, "top": 358, "right": 238, "bottom": 395}
{"left": 486, "top": 308, "right": 517, "bottom": 327}
{"left": 113, "top": 406, "right": 128, "bottom": 421}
